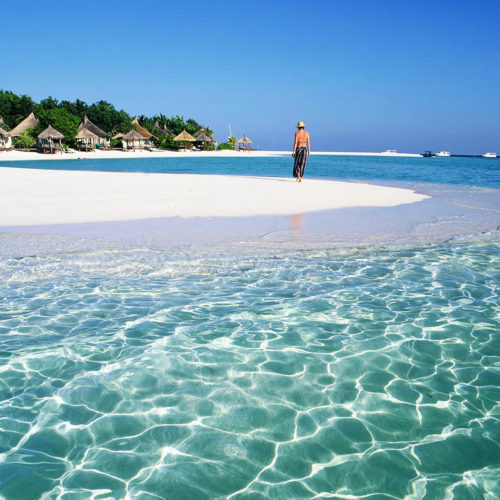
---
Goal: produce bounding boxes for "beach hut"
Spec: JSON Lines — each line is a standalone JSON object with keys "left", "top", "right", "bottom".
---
{"left": 163, "top": 124, "right": 175, "bottom": 136}
{"left": 9, "top": 112, "right": 39, "bottom": 139}
{"left": 132, "top": 117, "right": 155, "bottom": 147}
{"left": 153, "top": 121, "right": 166, "bottom": 136}
{"left": 152, "top": 121, "right": 174, "bottom": 137}
{"left": 195, "top": 132, "right": 216, "bottom": 151}
{"left": 122, "top": 129, "right": 147, "bottom": 150}
{"left": 194, "top": 126, "right": 205, "bottom": 138}
{"left": 0, "top": 127, "right": 12, "bottom": 150}
{"left": 173, "top": 129, "right": 196, "bottom": 150}
{"left": 37, "top": 125, "right": 64, "bottom": 153}
{"left": 237, "top": 135, "right": 253, "bottom": 151}
{"left": 77, "top": 115, "right": 109, "bottom": 149}
{"left": 75, "top": 128, "right": 99, "bottom": 150}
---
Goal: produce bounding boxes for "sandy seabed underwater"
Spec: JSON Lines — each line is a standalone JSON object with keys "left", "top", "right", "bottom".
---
{"left": 1, "top": 155, "right": 499, "bottom": 499}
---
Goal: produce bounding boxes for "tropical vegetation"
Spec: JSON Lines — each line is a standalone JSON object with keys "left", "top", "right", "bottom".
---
{"left": 0, "top": 89, "right": 213, "bottom": 149}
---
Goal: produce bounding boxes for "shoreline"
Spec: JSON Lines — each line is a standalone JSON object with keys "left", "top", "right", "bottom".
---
{"left": 0, "top": 149, "right": 423, "bottom": 162}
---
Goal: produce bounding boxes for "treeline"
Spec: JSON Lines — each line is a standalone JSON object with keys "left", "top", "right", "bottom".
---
{"left": 0, "top": 90, "right": 212, "bottom": 149}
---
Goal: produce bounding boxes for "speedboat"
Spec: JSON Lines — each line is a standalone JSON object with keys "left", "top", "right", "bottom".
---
{"left": 482, "top": 152, "right": 497, "bottom": 158}
{"left": 435, "top": 151, "right": 451, "bottom": 157}
{"left": 422, "top": 151, "right": 433, "bottom": 157}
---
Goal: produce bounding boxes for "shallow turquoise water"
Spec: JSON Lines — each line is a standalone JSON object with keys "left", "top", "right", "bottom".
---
{"left": 1, "top": 236, "right": 499, "bottom": 499}
{"left": 2, "top": 154, "right": 499, "bottom": 188}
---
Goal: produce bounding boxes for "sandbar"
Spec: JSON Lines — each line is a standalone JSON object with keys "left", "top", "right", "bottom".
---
{"left": 0, "top": 166, "right": 428, "bottom": 227}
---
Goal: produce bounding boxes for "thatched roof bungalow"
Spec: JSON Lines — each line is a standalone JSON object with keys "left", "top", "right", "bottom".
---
{"left": 75, "top": 128, "right": 99, "bottom": 147}
{"left": 132, "top": 118, "right": 154, "bottom": 139}
{"left": 9, "top": 112, "right": 39, "bottom": 139}
{"left": 122, "top": 129, "right": 148, "bottom": 150}
{"left": 173, "top": 130, "right": 195, "bottom": 150}
{"left": 0, "top": 127, "right": 12, "bottom": 150}
{"left": 153, "top": 121, "right": 165, "bottom": 136}
{"left": 37, "top": 125, "right": 64, "bottom": 153}
{"left": 77, "top": 115, "right": 109, "bottom": 149}
{"left": 195, "top": 132, "right": 216, "bottom": 150}
{"left": 194, "top": 127, "right": 205, "bottom": 138}
{"left": 152, "top": 121, "right": 175, "bottom": 137}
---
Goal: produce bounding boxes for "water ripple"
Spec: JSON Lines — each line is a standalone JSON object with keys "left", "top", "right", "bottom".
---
{"left": 0, "top": 237, "right": 499, "bottom": 498}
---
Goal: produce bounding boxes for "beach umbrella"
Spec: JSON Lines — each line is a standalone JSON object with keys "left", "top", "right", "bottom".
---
{"left": 174, "top": 129, "right": 196, "bottom": 150}
{"left": 237, "top": 135, "right": 253, "bottom": 151}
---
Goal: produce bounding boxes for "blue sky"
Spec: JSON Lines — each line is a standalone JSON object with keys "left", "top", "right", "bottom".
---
{"left": 3, "top": 0, "right": 499, "bottom": 153}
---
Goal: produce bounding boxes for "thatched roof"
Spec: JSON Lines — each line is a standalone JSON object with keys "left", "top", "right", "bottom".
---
{"left": 78, "top": 115, "right": 107, "bottom": 138}
{"left": 9, "top": 112, "right": 39, "bottom": 137}
{"left": 112, "top": 132, "right": 125, "bottom": 139}
{"left": 237, "top": 135, "right": 253, "bottom": 144}
{"left": 153, "top": 121, "right": 168, "bottom": 137}
{"left": 132, "top": 117, "right": 153, "bottom": 139}
{"left": 196, "top": 132, "right": 215, "bottom": 142}
{"left": 123, "top": 129, "right": 144, "bottom": 140}
{"left": 194, "top": 127, "right": 205, "bottom": 138}
{"left": 38, "top": 125, "right": 64, "bottom": 140}
{"left": 163, "top": 125, "right": 175, "bottom": 136}
{"left": 174, "top": 130, "right": 195, "bottom": 142}
{"left": 75, "top": 128, "right": 99, "bottom": 140}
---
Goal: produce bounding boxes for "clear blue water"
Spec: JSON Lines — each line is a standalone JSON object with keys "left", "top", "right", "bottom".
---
{"left": 2, "top": 154, "right": 499, "bottom": 188}
{"left": 1, "top": 156, "right": 499, "bottom": 499}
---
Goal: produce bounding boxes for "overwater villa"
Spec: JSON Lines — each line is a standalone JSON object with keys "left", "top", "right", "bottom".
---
{"left": 76, "top": 115, "right": 109, "bottom": 150}
{"left": 37, "top": 125, "right": 64, "bottom": 153}
{"left": 8, "top": 112, "right": 39, "bottom": 140}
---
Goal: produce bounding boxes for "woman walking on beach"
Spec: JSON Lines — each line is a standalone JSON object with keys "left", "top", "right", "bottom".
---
{"left": 292, "top": 121, "right": 310, "bottom": 182}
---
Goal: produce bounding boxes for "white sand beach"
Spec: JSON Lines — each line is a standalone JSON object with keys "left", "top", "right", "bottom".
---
{"left": 0, "top": 149, "right": 422, "bottom": 162}
{"left": 0, "top": 166, "right": 428, "bottom": 227}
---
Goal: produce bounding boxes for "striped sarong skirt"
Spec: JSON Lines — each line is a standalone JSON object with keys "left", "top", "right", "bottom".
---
{"left": 293, "top": 147, "right": 308, "bottom": 178}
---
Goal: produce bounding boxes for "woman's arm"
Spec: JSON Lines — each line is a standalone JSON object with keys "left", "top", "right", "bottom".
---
{"left": 292, "top": 131, "right": 298, "bottom": 157}
{"left": 307, "top": 132, "right": 311, "bottom": 156}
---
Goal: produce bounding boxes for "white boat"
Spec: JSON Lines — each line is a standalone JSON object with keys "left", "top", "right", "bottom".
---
{"left": 381, "top": 149, "right": 398, "bottom": 154}
{"left": 482, "top": 152, "right": 497, "bottom": 158}
{"left": 435, "top": 151, "right": 451, "bottom": 157}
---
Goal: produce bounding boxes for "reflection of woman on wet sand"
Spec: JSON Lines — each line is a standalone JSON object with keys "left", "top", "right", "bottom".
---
{"left": 292, "top": 121, "right": 310, "bottom": 182}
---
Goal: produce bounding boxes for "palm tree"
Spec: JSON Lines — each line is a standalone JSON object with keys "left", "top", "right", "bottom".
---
{"left": 228, "top": 135, "right": 237, "bottom": 148}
